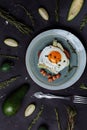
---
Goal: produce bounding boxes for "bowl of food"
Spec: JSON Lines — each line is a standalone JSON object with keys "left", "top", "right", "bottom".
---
{"left": 25, "top": 29, "right": 86, "bottom": 90}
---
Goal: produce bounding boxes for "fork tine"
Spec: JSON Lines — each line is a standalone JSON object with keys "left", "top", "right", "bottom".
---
{"left": 73, "top": 100, "right": 87, "bottom": 104}
{"left": 74, "top": 96, "right": 87, "bottom": 101}
{"left": 74, "top": 95, "right": 87, "bottom": 99}
{"left": 73, "top": 95, "right": 87, "bottom": 104}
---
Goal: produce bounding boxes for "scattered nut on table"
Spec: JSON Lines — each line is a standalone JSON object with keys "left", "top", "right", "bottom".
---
{"left": 38, "top": 7, "right": 49, "bottom": 20}
{"left": 4, "top": 38, "right": 18, "bottom": 47}
{"left": 24, "top": 104, "right": 36, "bottom": 117}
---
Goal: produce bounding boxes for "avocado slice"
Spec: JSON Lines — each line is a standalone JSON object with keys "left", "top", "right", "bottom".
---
{"left": 67, "top": 0, "right": 84, "bottom": 21}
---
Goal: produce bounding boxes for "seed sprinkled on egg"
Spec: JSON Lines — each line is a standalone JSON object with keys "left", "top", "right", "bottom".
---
{"left": 63, "top": 60, "right": 66, "bottom": 62}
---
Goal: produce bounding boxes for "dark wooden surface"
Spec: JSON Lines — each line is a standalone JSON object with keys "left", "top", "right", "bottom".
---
{"left": 0, "top": 0, "right": 87, "bottom": 130}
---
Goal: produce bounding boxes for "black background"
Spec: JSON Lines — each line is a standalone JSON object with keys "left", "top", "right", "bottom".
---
{"left": 0, "top": 0, "right": 87, "bottom": 130}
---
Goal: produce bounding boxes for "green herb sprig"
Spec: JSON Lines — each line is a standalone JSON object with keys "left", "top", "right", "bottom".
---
{"left": 0, "top": 75, "right": 20, "bottom": 89}
{"left": 0, "top": 54, "right": 19, "bottom": 59}
{"left": 80, "top": 84, "right": 87, "bottom": 90}
{"left": 67, "top": 40, "right": 76, "bottom": 54}
{"left": 0, "top": 8, "right": 32, "bottom": 35}
{"left": 68, "top": 65, "right": 78, "bottom": 73}
{"left": 80, "top": 14, "right": 87, "bottom": 31}
{"left": 55, "top": 0, "right": 59, "bottom": 22}
{"left": 64, "top": 65, "right": 78, "bottom": 77}
{"left": 15, "top": 4, "right": 34, "bottom": 26}
{"left": 28, "top": 105, "right": 44, "bottom": 130}
{"left": 66, "top": 106, "right": 77, "bottom": 130}
{"left": 54, "top": 108, "right": 62, "bottom": 130}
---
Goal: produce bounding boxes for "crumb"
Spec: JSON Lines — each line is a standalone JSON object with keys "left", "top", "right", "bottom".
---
{"left": 25, "top": 77, "right": 28, "bottom": 80}
{"left": 5, "top": 20, "right": 9, "bottom": 25}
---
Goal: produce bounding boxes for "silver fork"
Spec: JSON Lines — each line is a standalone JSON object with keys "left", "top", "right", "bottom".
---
{"left": 33, "top": 92, "right": 87, "bottom": 104}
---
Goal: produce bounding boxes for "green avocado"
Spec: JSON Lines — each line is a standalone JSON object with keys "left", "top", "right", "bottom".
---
{"left": 0, "top": 61, "right": 14, "bottom": 72}
{"left": 38, "top": 124, "right": 48, "bottom": 130}
{"left": 2, "top": 84, "right": 29, "bottom": 116}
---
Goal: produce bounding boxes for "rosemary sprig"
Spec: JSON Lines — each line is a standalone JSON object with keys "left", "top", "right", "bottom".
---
{"left": 68, "top": 65, "right": 78, "bottom": 72}
{"left": 0, "top": 75, "right": 20, "bottom": 89}
{"left": 80, "top": 14, "right": 87, "bottom": 31}
{"left": 0, "top": 8, "right": 32, "bottom": 35}
{"left": 15, "top": 4, "right": 34, "bottom": 26}
{"left": 66, "top": 106, "right": 77, "bottom": 130}
{"left": 0, "top": 54, "right": 19, "bottom": 59}
{"left": 66, "top": 40, "right": 76, "bottom": 54}
{"left": 80, "top": 84, "right": 87, "bottom": 90}
{"left": 54, "top": 108, "right": 62, "bottom": 130}
{"left": 55, "top": 0, "right": 59, "bottom": 22}
{"left": 28, "top": 105, "right": 44, "bottom": 130}
{"left": 64, "top": 65, "right": 77, "bottom": 77}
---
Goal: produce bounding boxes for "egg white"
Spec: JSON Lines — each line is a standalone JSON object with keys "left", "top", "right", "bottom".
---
{"left": 38, "top": 45, "right": 69, "bottom": 74}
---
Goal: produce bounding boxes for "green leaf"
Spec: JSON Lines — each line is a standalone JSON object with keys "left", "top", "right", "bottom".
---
{"left": 80, "top": 84, "right": 87, "bottom": 90}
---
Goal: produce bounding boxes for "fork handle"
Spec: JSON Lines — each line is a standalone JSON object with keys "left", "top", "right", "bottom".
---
{"left": 40, "top": 93, "right": 70, "bottom": 100}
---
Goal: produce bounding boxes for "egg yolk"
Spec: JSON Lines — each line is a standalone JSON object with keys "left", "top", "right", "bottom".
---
{"left": 48, "top": 51, "right": 61, "bottom": 63}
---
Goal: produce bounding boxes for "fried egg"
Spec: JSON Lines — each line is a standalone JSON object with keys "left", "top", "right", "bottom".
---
{"left": 38, "top": 42, "right": 69, "bottom": 74}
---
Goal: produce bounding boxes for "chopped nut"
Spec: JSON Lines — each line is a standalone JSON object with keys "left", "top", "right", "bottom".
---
{"left": 56, "top": 73, "right": 61, "bottom": 79}
{"left": 42, "top": 71, "right": 47, "bottom": 76}
{"left": 40, "top": 69, "right": 45, "bottom": 74}
{"left": 48, "top": 77, "right": 53, "bottom": 82}
{"left": 52, "top": 75, "right": 57, "bottom": 81}
{"left": 47, "top": 74, "right": 51, "bottom": 78}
